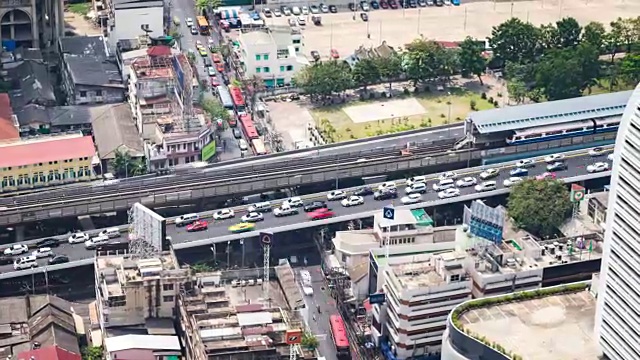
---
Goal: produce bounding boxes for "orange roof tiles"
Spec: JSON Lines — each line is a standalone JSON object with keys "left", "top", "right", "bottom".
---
{"left": 0, "top": 94, "right": 19, "bottom": 140}
{"left": 0, "top": 136, "right": 95, "bottom": 168}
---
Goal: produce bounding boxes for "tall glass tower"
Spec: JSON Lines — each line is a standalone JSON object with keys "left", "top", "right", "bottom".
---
{"left": 595, "top": 83, "right": 640, "bottom": 360}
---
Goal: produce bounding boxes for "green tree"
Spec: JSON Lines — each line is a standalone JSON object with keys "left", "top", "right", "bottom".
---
{"left": 110, "top": 149, "right": 147, "bottom": 178}
{"left": 538, "top": 23, "right": 560, "bottom": 50}
{"left": 507, "top": 80, "right": 527, "bottom": 104}
{"left": 610, "top": 17, "right": 639, "bottom": 54}
{"left": 301, "top": 332, "right": 319, "bottom": 351}
{"left": 488, "top": 18, "right": 541, "bottom": 65}
{"left": 82, "top": 346, "right": 103, "bottom": 360}
{"left": 191, "top": 262, "right": 213, "bottom": 273}
{"left": 295, "top": 62, "right": 352, "bottom": 100}
{"left": 375, "top": 54, "right": 403, "bottom": 93}
{"left": 351, "top": 58, "right": 381, "bottom": 91}
{"left": 620, "top": 52, "right": 640, "bottom": 85}
{"left": 404, "top": 38, "right": 445, "bottom": 85}
{"left": 195, "top": 0, "right": 222, "bottom": 15}
{"left": 202, "top": 98, "right": 230, "bottom": 121}
{"left": 507, "top": 179, "right": 572, "bottom": 238}
{"left": 458, "top": 37, "right": 486, "bottom": 85}
{"left": 581, "top": 21, "right": 606, "bottom": 52}
{"left": 534, "top": 43, "right": 600, "bottom": 100}
{"left": 555, "top": 17, "right": 582, "bottom": 48}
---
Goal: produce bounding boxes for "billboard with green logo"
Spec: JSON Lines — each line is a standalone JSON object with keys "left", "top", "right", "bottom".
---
{"left": 201, "top": 140, "right": 216, "bottom": 161}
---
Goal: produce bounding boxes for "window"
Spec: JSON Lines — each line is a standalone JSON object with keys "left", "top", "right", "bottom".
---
{"left": 294, "top": 47, "right": 300, "bottom": 53}
{"left": 96, "top": 90, "right": 103, "bottom": 96}
{"left": 263, "top": 54, "right": 269, "bottom": 60}
{"left": 163, "top": 284, "right": 174, "bottom": 291}
{"left": 263, "top": 67, "right": 270, "bottom": 73}
{"left": 286, "top": 65, "right": 293, "bottom": 71}
{"left": 293, "top": 39, "right": 301, "bottom": 44}
{"left": 256, "top": 67, "right": 261, "bottom": 73}
{"left": 280, "top": 65, "right": 285, "bottom": 72}
{"left": 255, "top": 54, "right": 261, "bottom": 60}
{"left": 163, "top": 295, "right": 175, "bottom": 303}
{"left": 80, "top": 91, "right": 87, "bottom": 97}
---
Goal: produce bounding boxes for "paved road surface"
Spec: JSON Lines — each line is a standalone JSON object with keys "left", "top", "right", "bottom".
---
{"left": 300, "top": 265, "right": 339, "bottom": 360}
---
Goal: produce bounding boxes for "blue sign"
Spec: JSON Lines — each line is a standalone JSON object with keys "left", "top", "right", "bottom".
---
{"left": 383, "top": 206, "right": 395, "bottom": 220}
{"left": 369, "top": 293, "right": 386, "bottom": 304}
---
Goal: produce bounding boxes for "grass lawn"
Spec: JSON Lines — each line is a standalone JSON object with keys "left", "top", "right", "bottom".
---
{"left": 67, "top": 2, "right": 92, "bottom": 15}
{"left": 584, "top": 78, "right": 636, "bottom": 96}
{"left": 310, "top": 87, "right": 495, "bottom": 142}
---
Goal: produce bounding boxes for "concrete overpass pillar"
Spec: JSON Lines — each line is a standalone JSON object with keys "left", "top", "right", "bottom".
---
{"left": 15, "top": 225, "right": 25, "bottom": 242}
{"left": 78, "top": 215, "right": 96, "bottom": 231}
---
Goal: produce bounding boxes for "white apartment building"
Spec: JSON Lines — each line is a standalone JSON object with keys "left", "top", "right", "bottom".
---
{"left": 373, "top": 251, "right": 472, "bottom": 359}
{"left": 105, "top": 0, "right": 164, "bottom": 50}
{"left": 595, "top": 83, "right": 640, "bottom": 360}
{"left": 236, "top": 27, "right": 309, "bottom": 87}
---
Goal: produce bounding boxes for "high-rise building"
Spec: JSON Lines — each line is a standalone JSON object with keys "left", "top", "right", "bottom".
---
{"left": 595, "top": 83, "right": 640, "bottom": 360}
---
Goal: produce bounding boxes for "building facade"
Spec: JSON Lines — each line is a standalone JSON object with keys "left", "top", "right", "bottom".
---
{"left": 0, "top": 0, "right": 64, "bottom": 49}
{"left": 0, "top": 133, "right": 95, "bottom": 192}
{"left": 595, "top": 83, "right": 640, "bottom": 360}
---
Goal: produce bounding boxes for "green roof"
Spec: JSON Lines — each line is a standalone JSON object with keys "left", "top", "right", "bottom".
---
{"left": 411, "top": 209, "right": 433, "bottom": 226}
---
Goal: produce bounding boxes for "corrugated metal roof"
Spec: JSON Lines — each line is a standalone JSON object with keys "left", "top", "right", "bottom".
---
{"left": 237, "top": 311, "right": 273, "bottom": 327}
{"left": 104, "top": 334, "right": 181, "bottom": 352}
{"left": 470, "top": 90, "right": 633, "bottom": 134}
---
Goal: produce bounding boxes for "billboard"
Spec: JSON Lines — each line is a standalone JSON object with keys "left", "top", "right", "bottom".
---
{"left": 201, "top": 140, "right": 217, "bottom": 161}
{"left": 285, "top": 329, "right": 303, "bottom": 345}
{"left": 129, "top": 203, "right": 167, "bottom": 253}
{"left": 463, "top": 200, "right": 505, "bottom": 243}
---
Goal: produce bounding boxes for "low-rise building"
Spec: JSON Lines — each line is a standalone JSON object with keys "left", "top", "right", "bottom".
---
{"left": 103, "top": 0, "right": 165, "bottom": 51}
{"left": 0, "top": 133, "right": 96, "bottom": 192}
{"left": 104, "top": 334, "right": 182, "bottom": 359}
{"left": 235, "top": 27, "right": 308, "bottom": 88}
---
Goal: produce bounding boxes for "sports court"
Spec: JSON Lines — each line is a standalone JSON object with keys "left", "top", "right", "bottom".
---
{"left": 343, "top": 98, "right": 426, "bottom": 123}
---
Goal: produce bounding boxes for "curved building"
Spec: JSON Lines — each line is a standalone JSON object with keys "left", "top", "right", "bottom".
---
{"left": 594, "top": 83, "right": 640, "bottom": 360}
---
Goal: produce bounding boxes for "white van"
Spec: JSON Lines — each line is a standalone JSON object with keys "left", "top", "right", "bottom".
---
{"left": 405, "top": 182, "right": 427, "bottom": 194}
{"left": 239, "top": 139, "right": 249, "bottom": 151}
{"left": 248, "top": 201, "right": 272, "bottom": 213}
{"left": 433, "top": 179, "right": 455, "bottom": 191}
{"left": 99, "top": 227, "right": 121, "bottom": 238}
{"left": 14, "top": 255, "right": 38, "bottom": 270}
{"left": 377, "top": 181, "right": 397, "bottom": 191}
{"left": 85, "top": 235, "right": 109, "bottom": 249}
{"left": 176, "top": 213, "right": 200, "bottom": 227}
{"left": 406, "top": 176, "right": 427, "bottom": 186}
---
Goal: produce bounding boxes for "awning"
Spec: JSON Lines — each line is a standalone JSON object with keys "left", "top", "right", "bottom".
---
{"left": 220, "top": 9, "right": 238, "bottom": 19}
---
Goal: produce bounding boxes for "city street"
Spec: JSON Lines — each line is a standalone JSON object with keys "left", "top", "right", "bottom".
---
{"left": 171, "top": 0, "right": 243, "bottom": 160}
{"left": 301, "top": 265, "right": 339, "bottom": 360}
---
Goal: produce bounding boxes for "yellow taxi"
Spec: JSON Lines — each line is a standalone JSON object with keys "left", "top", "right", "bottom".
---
{"left": 228, "top": 223, "right": 256, "bottom": 233}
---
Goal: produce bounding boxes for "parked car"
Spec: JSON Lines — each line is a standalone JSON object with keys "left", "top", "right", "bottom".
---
{"left": 380, "top": 0, "right": 389, "bottom": 8}
{"left": 263, "top": 8, "right": 273, "bottom": 17}
{"left": 360, "top": 12, "right": 368, "bottom": 21}
{"left": 330, "top": 49, "right": 340, "bottom": 59}
{"left": 329, "top": 5, "right": 338, "bottom": 12}
{"left": 310, "top": 5, "right": 320, "bottom": 13}
{"left": 371, "top": 0, "right": 380, "bottom": 8}
{"left": 320, "top": 3, "right": 330, "bottom": 12}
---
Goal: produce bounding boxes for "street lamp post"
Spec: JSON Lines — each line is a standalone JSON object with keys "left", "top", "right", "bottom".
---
{"left": 226, "top": 241, "right": 231, "bottom": 268}
{"left": 240, "top": 239, "right": 245, "bottom": 268}
{"left": 210, "top": 243, "right": 217, "bottom": 266}
{"left": 447, "top": 92, "right": 452, "bottom": 124}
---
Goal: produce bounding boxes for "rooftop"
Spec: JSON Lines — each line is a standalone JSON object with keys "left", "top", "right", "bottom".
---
{"left": 457, "top": 285, "right": 599, "bottom": 360}
{"left": 15, "top": 104, "right": 111, "bottom": 128}
{"left": 389, "top": 251, "right": 467, "bottom": 289}
{"left": 104, "top": 334, "right": 181, "bottom": 352}
{"left": 0, "top": 93, "right": 19, "bottom": 140}
{"left": 240, "top": 29, "right": 275, "bottom": 47}
{"left": 90, "top": 103, "right": 144, "bottom": 159}
{"left": 0, "top": 134, "right": 95, "bottom": 168}
{"left": 470, "top": 90, "right": 632, "bottom": 134}
{"left": 8, "top": 60, "right": 56, "bottom": 108}
{"left": 59, "top": 35, "right": 107, "bottom": 57}
{"left": 63, "top": 54, "right": 124, "bottom": 88}
{"left": 17, "top": 345, "right": 81, "bottom": 360}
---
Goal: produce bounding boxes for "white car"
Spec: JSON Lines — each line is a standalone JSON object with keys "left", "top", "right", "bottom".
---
{"left": 589, "top": 147, "right": 607, "bottom": 157}
{"left": 207, "top": 67, "right": 216, "bottom": 76}
{"left": 438, "top": 188, "right": 460, "bottom": 199}
{"left": 190, "top": 26, "right": 198, "bottom": 35}
{"left": 274, "top": 206, "right": 299, "bottom": 217}
{"left": 301, "top": 5, "right": 309, "bottom": 14}
{"left": 503, "top": 177, "right": 523, "bottom": 187}
{"left": 607, "top": 153, "right": 614, "bottom": 162}
{"left": 283, "top": 197, "right": 304, "bottom": 207}
{"left": 195, "top": 40, "right": 203, "bottom": 49}
{"left": 587, "top": 162, "right": 609, "bottom": 173}
{"left": 405, "top": 182, "right": 427, "bottom": 194}
{"left": 292, "top": 6, "right": 301, "bottom": 14}
{"left": 377, "top": 181, "right": 397, "bottom": 191}
{"left": 479, "top": 168, "right": 500, "bottom": 180}
{"left": 515, "top": 159, "right": 536, "bottom": 168}
{"left": 327, "top": 190, "right": 347, "bottom": 201}
{"left": 456, "top": 177, "right": 477, "bottom": 188}
{"left": 185, "top": 17, "right": 194, "bottom": 27}
{"left": 475, "top": 181, "right": 498, "bottom": 192}
{"left": 3, "top": 244, "right": 29, "bottom": 256}
{"left": 241, "top": 212, "right": 264, "bottom": 222}
{"left": 213, "top": 209, "right": 235, "bottom": 220}
{"left": 341, "top": 196, "right": 365, "bottom": 207}
{"left": 297, "top": 16, "right": 306, "bottom": 25}
{"left": 439, "top": 171, "right": 458, "bottom": 181}
{"left": 406, "top": 176, "right": 427, "bottom": 187}
{"left": 68, "top": 232, "right": 89, "bottom": 244}
{"left": 544, "top": 154, "right": 565, "bottom": 163}
{"left": 283, "top": 7, "right": 292, "bottom": 15}
{"left": 401, "top": 193, "right": 422, "bottom": 205}
{"left": 273, "top": 8, "right": 282, "bottom": 16}
{"left": 85, "top": 235, "right": 109, "bottom": 249}
{"left": 32, "top": 247, "right": 53, "bottom": 258}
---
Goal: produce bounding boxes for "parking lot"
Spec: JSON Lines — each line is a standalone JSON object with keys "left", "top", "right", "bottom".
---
{"left": 263, "top": 0, "right": 640, "bottom": 61}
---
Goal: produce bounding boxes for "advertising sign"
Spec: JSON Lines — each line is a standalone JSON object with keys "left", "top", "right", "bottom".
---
{"left": 285, "top": 329, "right": 303, "bottom": 345}
{"left": 201, "top": 140, "right": 217, "bottom": 161}
{"left": 570, "top": 184, "right": 586, "bottom": 203}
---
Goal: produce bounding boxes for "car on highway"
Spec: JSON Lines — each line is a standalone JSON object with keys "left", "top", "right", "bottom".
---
{"left": 210, "top": 78, "right": 220, "bottom": 87}
{"left": 546, "top": 162, "right": 567, "bottom": 171}
{"left": 14, "top": 255, "right": 38, "bottom": 270}
{"left": 587, "top": 162, "right": 609, "bottom": 173}
{"left": 377, "top": 181, "right": 397, "bottom": 191}
{"left": 176, "top": 213, "right": 200, "bottom": 227}
{"left": 589, "top": 147, "right": 607, "bottom": 157}
{"left": 439, "top": 171, "right": 458, "bottom": 181}
{"left": 36, "top": 238, "right": 59, "bottom": 248}
{"left": 341, "top": 196, "right": 365, "bottom": 207}
{"left": 438, "top": 188, "right": 460, "bottom": 199}
{"left": 274, "top": 206, "right": 299, "bottom": 217}
{"left": 241, "top": 212, "right": 265, "bottom": 223}
{"left": 304, "top": 201, "right": 328, "bottom": 212}
{"left": 608, "top": 153, "right": 614, "bottom": 162}
{"left": 515, "top": 159, "right": 535, "bottom": 168}
{"left": 273, "top": 8, "right": 282, "bottom": 16}
{"left": 354, "top": 186, "right": 374, "bottom": 196}
{"left": 401, "top": 193, "right": 422, "bottom": 204}
{"left": 4, "top": 244, "right": 29, "bottom": 256}
{"left": 68, "top": 232, "right": 89, "bottom": 244}
{"left": 49, "top": 255, "right": 70, "bottom": 265}
{"left": 536, "top": 172, "right": 557, "bottom": 180}
{"left": 308, "top": 208, "right": 335, "bottom": 220}
{"left": 480, "top": 168, "right": 500, "bottom": 180}
{"left": 456, "top": 177, "right": 477, "bottom": 188}
{"left": 84, "top": 235, "right": 109, "bottom": 249}
{"left": 248, "top": 201, "right": 272, "bottom": 213}
{"left": 405, "top": 182, "right": 427, "bottom": 194}
{"left": 282, "top": 197, "right": 304, "bottom": 207}
{"left": 327, "top": 190, "right": 347, "bottom": 201}
{"left": 0, "top": 256, "right": 13, "bottom": 265}
{"left": 374, "top": 188, "right": 398, "bottom": 200}
{"left": 503, "top": 177, "right": 523, "bottom": 187}
{"left": 213, "top": 209, "right": 235, "bottom": 220}
{"left": 475, "top": 181, "right": 497, "bottom": 192}
{"left": 185, "top": 17, "right": 194, "bottom": 27}
{"left": 406, "top": 176, "right": 427, "bottom": 186}
{"left": 229, "top": 223, "right": 256, "bottom": 233}
{"left": 32, "top": 247, "right": 53, "bottom": 258}
{"left": 187, "top": 220, "right": 209, "bottom": 232}
{"left": 509, "top": 168, "right": 528, "bottom": 177}
{"left": 433, "top": 179, "right": 455, "bottom": 191}
{"left": 544, "top": 154, "right": 565, "bottom": 163}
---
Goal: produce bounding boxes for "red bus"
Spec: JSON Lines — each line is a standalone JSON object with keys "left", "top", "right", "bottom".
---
{"left": 229, "top": 86, "right": 246, "bottom": 114}
{"left": 329, "top": 315, "right": 351, "bottom": 359}
{"left": 239, "top": 114, "right": 259, "bottom": 140}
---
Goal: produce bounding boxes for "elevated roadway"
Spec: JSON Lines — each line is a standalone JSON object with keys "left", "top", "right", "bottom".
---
{"left": 0, "top": 146, "right": 613, "bottom": 279}
{"left": 0, "top": 130, "right": 615, "bottom": 225}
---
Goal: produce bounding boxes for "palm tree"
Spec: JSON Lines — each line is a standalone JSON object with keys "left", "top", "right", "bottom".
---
{"left": 110, "top": 150, "right": 147, "bottom": 178}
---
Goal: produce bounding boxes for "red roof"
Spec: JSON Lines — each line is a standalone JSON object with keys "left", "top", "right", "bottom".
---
{"left": 0, "top": 94, "right": 18, "bottom": 140}
{"left": 18, "top": 345, "right": 81, "bottom": 360}
{"left": 147, "top": 45, "right": 172, "bottom": 57}
{"left": 0, "top": 135, "right": 95, "bottom": 168}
